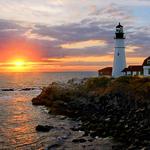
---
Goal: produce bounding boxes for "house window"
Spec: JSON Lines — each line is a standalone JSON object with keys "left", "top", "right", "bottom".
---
{"left": 140, "top": 71, "right": 143, "bottom": 75}
{"left": 148, "top": 69, "right": 150, "bottom": 75}
{"left": 147, "top": 59, "right": 150, "bottom": 65}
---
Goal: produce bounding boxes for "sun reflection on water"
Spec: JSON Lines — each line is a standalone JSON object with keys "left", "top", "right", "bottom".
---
{"left": 0, "top": 91, "right": 43, "bottom": 149}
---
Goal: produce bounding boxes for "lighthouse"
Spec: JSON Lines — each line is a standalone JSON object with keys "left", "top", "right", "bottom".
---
{"left": 112, "top": 23, "right": 126, "bottom": 77}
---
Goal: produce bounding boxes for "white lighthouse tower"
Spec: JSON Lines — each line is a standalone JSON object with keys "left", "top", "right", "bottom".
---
{"left": 112, "top": 23, "right": 126, "bottom": 77}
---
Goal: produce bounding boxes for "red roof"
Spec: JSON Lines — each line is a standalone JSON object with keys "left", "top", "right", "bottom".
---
{"left": 98, "top": 67, "right": 112, "bottom": 76}
{"left": 122, "top": 65, "right": 143, "bottom": 72}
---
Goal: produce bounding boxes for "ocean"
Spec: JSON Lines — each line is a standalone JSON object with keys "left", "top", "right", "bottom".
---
{"left": 0, "top": 72, "right": 97, "bottom": 149}
{"left": 0, "top": 72, "right": 97, "bottom": 89}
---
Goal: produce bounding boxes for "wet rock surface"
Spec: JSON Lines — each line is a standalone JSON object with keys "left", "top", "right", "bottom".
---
{"left": 40, "top": 115, "right": 113, "bottom": 150}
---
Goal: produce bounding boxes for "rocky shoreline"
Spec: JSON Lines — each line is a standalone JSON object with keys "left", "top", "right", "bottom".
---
{"left": 32, "top": 76, "right": 150, "bottom": 149}
{"left": 35, "top": 116, "right": 113, "bottom": 150}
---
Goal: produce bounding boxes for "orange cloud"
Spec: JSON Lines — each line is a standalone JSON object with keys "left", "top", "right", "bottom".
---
{"left": 0, "top": 54, "right": 146, "bottom": 72}
{"left": 61, "top": 40, "right": 107, "bottom": 49}
{"left": 127, "top": 57, "right": 145, "bottom": 65}
{"left": 46, "top": 55, "right": 113, "bottom": 63}
{"left": 126, "top": 45, "right": 140, "bottom": 53}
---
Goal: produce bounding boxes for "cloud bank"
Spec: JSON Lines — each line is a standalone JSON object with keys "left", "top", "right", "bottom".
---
{"left": 0, "top": 0, "right": 149, "bottom": 71}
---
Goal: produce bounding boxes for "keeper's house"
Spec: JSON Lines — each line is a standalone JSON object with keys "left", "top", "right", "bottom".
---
{"left": 122, "top": 65, "right": 143, "bottom": 76}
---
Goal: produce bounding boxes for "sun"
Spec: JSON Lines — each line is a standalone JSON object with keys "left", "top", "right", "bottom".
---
{"left": 15, "top": 61, "right": 25, "bottom": 67}
{"left": 10, "top": 59, "right": 28, "bottom": 72}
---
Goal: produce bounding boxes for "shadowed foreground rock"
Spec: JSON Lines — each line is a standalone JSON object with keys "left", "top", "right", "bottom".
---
{"left": 36, "top": 125, "right": 54, "bottom": 132}
{"left": 32, "top": 77, "right": 150, "bottom": 149}
{"left": 72, "top": 138, "right": 86, "bottom": 143}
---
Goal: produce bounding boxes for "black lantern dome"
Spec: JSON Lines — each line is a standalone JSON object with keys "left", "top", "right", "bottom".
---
{"left": 116, "top": 22, "right": 123, "bottom": 28}
{"left": 115, "top": 23, "right": 125, "bottom": 39}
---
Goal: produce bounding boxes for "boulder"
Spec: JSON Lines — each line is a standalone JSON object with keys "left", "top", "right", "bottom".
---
{"left": 1, "top": 88, "right": 14, "bottom": 91}
{"left": 20, "top": 88, "right": 36, "bottom": 91}
{"left": 36, "top": 125, "right": 54, "bottom": 132}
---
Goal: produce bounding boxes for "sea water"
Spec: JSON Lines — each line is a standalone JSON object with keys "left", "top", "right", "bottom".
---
{"left": 0, "top": 72, "right": 97, "bottom": 149}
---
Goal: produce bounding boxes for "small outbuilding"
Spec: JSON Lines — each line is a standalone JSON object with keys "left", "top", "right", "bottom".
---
{"left": 98, "top": 67, "right": 112, "bottom": 76}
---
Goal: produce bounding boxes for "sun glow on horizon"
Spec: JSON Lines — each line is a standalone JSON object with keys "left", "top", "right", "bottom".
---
{"left": 9, "top": 59, "right": 29, "bottom": 72}
{"left": 14, "top": 60, "right": 25, "bottom": 67}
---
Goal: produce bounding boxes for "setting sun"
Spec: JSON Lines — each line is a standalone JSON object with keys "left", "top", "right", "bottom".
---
{"left": 14, "top": 60, "right": 25, "bottom": 67}
{"left": 8, "top": 59, "right": 29, "bottom": 72}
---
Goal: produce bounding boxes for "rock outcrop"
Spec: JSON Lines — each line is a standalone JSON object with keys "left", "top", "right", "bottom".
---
{"left": 32, "top": 76, "right": 150, "bottom": 149}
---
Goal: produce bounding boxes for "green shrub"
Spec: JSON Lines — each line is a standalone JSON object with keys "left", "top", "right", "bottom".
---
{"left": 115, "top": 76, "right": 139, "bottom": 84}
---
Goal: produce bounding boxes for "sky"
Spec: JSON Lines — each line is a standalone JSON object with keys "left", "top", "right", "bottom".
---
{"left": 0, "top": 0, "right": 150, "bottom": 72}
